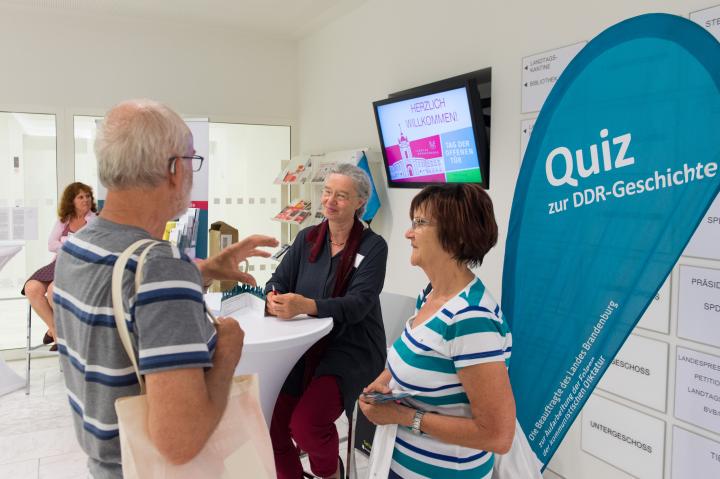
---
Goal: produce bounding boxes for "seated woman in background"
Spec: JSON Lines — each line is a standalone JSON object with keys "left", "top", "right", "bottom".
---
{"left": 360, "top": 183, "right": 515, "bottom": 479}
{"left": 22, "top": 182, "right": 97, "bottom": 351}
{"left": 265, "top": 163, "right": 388, "bottom": 479}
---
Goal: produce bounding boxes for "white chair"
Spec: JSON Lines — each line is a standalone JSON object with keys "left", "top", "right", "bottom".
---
{"left": 379, "top": 291, "right": 416, "bottom": 347}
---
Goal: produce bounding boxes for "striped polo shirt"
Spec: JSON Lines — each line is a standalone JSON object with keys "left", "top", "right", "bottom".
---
{"left": 53, "top": 217, "right": 216, "bottom": 479}
{"left": 386, "top": 276, "right": 512, "bottom": 479}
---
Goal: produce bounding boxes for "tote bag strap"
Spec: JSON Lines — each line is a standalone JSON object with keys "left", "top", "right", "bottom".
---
{"left": 111, "top": 238, "right": 159, "bottom": 394}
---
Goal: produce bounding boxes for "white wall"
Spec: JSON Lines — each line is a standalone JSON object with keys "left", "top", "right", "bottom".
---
{"left": 297, "top": 1, "right": 716, "bottom": 478}
{"left": 298, "top": 0, "right": 711, "bottom": 299}
{"left": 0, "top": 4, "right": 299, "bottom": 190}
{"left": 0, "top": 4, "right": 299, "bottom": 352}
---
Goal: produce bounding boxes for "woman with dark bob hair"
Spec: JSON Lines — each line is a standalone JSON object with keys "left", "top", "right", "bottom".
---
{"left": 22, "top": 182, "right": 97, "bottom": 350}
{"left": 360, "top": 183, "right": 515, "bottom": 479}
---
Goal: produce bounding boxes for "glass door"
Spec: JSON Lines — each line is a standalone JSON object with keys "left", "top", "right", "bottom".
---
{"left": 0, "top": 112, "right": 57, "bottom": 350}
{"left": 73, "top": 116, "right": 103, "bottom": 198}
{"left": 208, "top": 123, "right": 290, "bottom": 286}
{"left": 74, "top": 117, "right": 290, "bottom": 287}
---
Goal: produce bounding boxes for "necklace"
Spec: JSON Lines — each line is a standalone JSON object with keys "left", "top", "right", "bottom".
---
{"left": 329, "top": 235, "right": 346, "bottom": 247}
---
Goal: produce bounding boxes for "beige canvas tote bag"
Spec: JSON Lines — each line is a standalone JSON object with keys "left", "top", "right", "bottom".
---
{"left": 111, "top": 239, "right": 275, "bottom": 479}
{"left": 491, "top": 419, "right": 543, "bottom": 479}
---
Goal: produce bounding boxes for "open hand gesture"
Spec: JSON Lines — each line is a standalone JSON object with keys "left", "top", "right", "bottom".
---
{"left": 198, "top": 234, "right": 278, "bottom": 286}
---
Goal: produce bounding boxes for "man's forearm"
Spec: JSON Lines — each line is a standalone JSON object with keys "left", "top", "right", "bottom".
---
{"left": 204, "top": 350, "right": 239, "bottom": 419}
{"left": 194, "top": 259, "right": 214, "bottom": 289}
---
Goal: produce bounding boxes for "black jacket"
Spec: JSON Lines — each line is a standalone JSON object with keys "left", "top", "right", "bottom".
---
{"left": 265, "top": 225, "right": 388, "bottom": 417}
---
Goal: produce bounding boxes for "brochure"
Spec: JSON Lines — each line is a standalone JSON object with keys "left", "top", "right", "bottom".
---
{"left": 272, "top": 200, "right": 311, "bottom": 224}
{"left": 274, "top": 155, "right": 312, "bottom": 184}
{"left": 310, "top": 162, "right": 335, "bottom": 183}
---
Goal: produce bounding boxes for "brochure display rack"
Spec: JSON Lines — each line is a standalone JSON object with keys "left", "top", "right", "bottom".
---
{"left": 274, "top": 149, "right": 379, "bottom": 247}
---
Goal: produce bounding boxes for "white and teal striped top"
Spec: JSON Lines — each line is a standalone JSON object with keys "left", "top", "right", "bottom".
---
{"left": 387, "top": 276, "right": 512, "bottom": 479}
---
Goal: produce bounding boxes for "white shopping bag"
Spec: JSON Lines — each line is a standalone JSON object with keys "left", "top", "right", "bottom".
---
{"left": 492, "top": 419, "right": 543, "bottom": 479}
{"left": 367, "top": 424, "right": 398, "bottom": 478}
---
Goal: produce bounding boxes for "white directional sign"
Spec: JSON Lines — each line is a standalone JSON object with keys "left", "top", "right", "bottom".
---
{"left": 598, "top": 334, "right": 668, "bottom": 412}
{"left": 521, "top": 42, "right": 586, "bottom": 113}
{"left": 582, "top": 395, "right": 665, "bottom": 479}
{"left": 672, "top": 426, "right": 720, "bottom": 479}
{"left": 675, "top": 347, "right": 720, "bottom": 435}
{"left": 520, "top": 117, "right": 536, "bottom": 163}
{"left": 684, "top": 192, "right": 720, "bottom": 260}
{"left": 691, "top": 5, "right": 720, "bottom": 42}
{"left": 678, "top": 265, "right": 720, "bottom": 348}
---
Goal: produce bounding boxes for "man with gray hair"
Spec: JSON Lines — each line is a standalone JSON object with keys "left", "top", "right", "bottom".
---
{"left": 53, "top": 99, "right": 277, "bottom": 478}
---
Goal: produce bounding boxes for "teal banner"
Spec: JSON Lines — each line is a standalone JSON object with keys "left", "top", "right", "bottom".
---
{"left": 502, "top": 14, "right": 720, "bottom": 465}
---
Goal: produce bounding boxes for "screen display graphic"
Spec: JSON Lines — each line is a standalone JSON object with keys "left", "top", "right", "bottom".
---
{"left": 375, "top": 87, "right": 482, "bottom": 185}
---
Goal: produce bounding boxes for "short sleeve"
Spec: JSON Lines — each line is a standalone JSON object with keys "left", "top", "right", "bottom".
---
{"left": 133, "top": 251, "right": 216, "bottom": 375}
{"left": 48, "top": 219, "right": 65, "bottom": 253}
{"left": 448, "top": 312, "right": 510, "bottom": 369}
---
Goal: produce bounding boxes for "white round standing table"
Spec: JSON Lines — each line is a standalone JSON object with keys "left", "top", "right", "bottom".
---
{"left": 220, "top": 300, "right": 333, "bottom": 426}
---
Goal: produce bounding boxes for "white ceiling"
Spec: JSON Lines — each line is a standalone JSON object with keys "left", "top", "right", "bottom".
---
{"left": 0, "top": 0, "right": 366, "bottom": 39}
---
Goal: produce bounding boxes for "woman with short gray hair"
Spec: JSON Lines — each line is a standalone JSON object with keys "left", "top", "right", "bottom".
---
{"left": 265, "top": 162, "right": 388, "bottom": 479}
{"left": 326, "top": 162, "right": 371, "bottom": 218}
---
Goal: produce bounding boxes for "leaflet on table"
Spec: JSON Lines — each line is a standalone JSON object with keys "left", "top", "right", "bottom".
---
{"left": 220, "top": 292, "right": 265, "bottom": 316}
{"left": 206, "top": 291, "right": 312, "bottom": 320}
{"left": 204, "top": 279, "right": 323, "bottom": 322}
{"left": 274, "top": 155, "right": 312, "bottom": 185}
{"left": 206, "top": 285, "right": 265, "bottom": 316}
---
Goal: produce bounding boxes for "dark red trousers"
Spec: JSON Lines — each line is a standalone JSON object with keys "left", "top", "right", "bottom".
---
{"left": 270, "top": 375, "right": 344, "bottom": 479}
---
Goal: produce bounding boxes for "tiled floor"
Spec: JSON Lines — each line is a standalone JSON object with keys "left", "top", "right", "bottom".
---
{"left": 0, "top": 356, "right": 91, "bottom": 479}
{"left": 1, "top": 357, "right": 562, "bottom": 479}
{"left": 0, "top": 356, "right": 369, "bottom": 479}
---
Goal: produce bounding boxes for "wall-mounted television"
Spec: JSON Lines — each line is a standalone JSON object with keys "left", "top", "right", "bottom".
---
{"left": 373, "top": 77, "right": 490, "bottom": 188}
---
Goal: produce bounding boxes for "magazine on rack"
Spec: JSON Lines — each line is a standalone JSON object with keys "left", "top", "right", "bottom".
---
{"left": 310, "top": 162, "right": 335, "bottom": 183}
{"left": 164, "top": 208, "right": 200, "bottom": 255}
{"left": 274, "top": 156, "right": 312, "bottom": 185}
{"left": 272, "top": 200, "right": 311, "bottom": 224}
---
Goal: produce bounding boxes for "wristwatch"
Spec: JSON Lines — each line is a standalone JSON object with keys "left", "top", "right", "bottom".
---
{"left": 411, "top": 409, "right": 425, "bottom": 435}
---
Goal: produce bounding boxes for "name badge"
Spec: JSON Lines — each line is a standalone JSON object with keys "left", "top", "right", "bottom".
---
{"left": 354, "top": 253, "right": 365, "bottom": 268}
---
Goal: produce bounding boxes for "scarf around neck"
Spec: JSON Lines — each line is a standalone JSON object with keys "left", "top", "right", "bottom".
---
{"left": 306, "top": 216, "right": 364, "bottom": 297}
